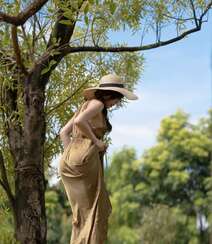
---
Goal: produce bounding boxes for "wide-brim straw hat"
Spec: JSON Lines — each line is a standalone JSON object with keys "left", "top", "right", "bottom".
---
{"left": 82, "top": 74, "right": 139, "bottom": 100}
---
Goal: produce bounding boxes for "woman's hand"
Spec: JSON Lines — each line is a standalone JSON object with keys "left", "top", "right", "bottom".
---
{"left": 95, "top": 139, "right": 108, "bottom": 152}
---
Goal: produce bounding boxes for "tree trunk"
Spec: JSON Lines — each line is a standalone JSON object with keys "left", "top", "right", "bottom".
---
{"left": 14, "top": 66, "right": 47, "bottom": 243}
{"left": 10, "top": 3, "right": 83, "bottom": 240}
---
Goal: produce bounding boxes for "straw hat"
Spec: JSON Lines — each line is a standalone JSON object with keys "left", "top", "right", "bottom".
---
{"left": 82, "top": 74, "right": 139, "bottom": 100}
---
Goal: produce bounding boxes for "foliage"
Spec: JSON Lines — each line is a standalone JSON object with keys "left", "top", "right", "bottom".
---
{"left": 45, "top": 183, "right": 72, "bottom": 244}
{"left": 139, "top": 204, "right": 186, "bottom": 244}
{"left": 105, "top": 109, "right": 212, "bottom": 243}
{"left": 0, "top": 191, "right": 19, "bottom": 244}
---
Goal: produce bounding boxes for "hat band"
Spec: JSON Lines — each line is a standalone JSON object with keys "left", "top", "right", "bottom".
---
{"left": 99, "top": 83, "right": 124, "bottom": 88}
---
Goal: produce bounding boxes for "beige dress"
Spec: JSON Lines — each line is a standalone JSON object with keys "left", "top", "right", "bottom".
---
{"left": 58, "top": 100, "right": 112, "bottom": 244}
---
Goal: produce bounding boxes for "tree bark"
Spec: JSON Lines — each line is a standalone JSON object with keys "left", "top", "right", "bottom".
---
{"left": 14, "top": 66, "right": 47, "bottom": 243}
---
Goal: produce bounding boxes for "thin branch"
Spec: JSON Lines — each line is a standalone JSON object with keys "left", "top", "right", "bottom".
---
{"left": 83, "top": 17, "right": 90, "bottom": 46}
{"left": 21, "top": 24, "right": 34, "bottom": 62}
{"left": 32, "top": 15, "right": 37, "bottom": 59}
{"left": 11, "top": 25, "right": 28, "bottom": 75}
{"left": 34, "top": 14, "right": 47, "bottom": 45}
{"left": 199, "top": 1, "right": 212, "bottom": 23}
{"left": 44, "top": 133, "right": 60, "bottom": 156}
{"left": 46, "top": 76, "right": 91, "bottom": 115}
{"left": 189, "top": 0, "right": 199, "bottom": 27}
{"left": 140, "top": 18, "right": 148, "bottom": 46}
{"left": 0, "top": 150, "right": 15, "bottom": 210}
{"left": 0, "top": 0, "right": 48, "bottom": 26}
{"left": 0, "top": 179, "right": 8, "bottom": 194}
{"left": 162, "top": 13, "right": 200, "bottom": 22}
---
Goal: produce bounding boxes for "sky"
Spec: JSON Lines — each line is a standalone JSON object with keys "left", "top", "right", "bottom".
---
{"left": 51, "top": 13, "right": 212, "bottom": 184}
{"left": 105, "top": 15, "right": 212, "bottom": 160}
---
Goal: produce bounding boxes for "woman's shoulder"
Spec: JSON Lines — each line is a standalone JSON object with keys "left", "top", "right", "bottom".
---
{"left": 84, "top": 98, "right": 104, "bottom": 110}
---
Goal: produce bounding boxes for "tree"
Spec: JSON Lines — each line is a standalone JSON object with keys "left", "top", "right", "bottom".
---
{"left": 139, "top": 204, "right": 190, "bottom": 244}
{"left": 105, "top": 110, "right": 212, "bottom": 243}
{"left": 137, "top": 109, "right": 212, "bottom": 243}
{"left": 105, "top": 147, "right": 141, "bottom": 244}
{"left": 0, "top": 0, "right": 212, "bottom": 243}
{"left": 45, "top": 184, "right": 72, "bottom": 244}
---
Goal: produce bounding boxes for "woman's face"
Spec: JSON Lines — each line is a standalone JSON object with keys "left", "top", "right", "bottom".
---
{"left": 104, "top": 97, "right": 121, "bottom": 108}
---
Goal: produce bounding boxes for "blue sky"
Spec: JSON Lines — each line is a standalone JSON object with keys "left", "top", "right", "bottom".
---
{"left": 106, "top": 15, "right": 212, "bottom": 161}
{"left": 52, "top": 14, "right": 212, "bottom": 184}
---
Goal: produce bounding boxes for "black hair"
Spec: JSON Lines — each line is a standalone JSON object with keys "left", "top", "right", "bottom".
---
{"left": 94, "top": 89, "right": 124, "bottom": 132}
{"left": 94, "top": 89, "right": 124, "bottom": 101}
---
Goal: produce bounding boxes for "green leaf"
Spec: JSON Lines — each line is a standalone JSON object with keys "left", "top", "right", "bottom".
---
{"left": 59, "top": 20, "right": 71, "bottom": 26}
{"left": 84, "top": 3, "right": 89, "bottom": 15}
{"left": 41, "top": 60, "right": 57, "bottom": 75}
{"left": 84, "top": 15, "right": 89, "bottom": 26}
{"left": 63, "top": 11, "right": 74, "bottom": 20}
{"left": 109, "top": 2, "right": 116, "bottom": 15}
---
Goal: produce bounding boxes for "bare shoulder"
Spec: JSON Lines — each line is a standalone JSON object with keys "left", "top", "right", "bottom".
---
{"left": 75, "top": 99, "right": 104, "bottom": 121}
{"left": 86, "top": 99, "right": 104, "bottom": 111}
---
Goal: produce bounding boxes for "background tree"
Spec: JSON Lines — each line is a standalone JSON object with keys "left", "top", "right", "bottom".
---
{"left": 45, "top": 184, "right": 72, "bottom": 243}
{"left": 104, "top": 109, "right": 212, "bottom": 244}
{"left": 105, "top": 147, "right": 141, "bottom": 244}
{"left": 136, "top": 109, "right": 212, "bottom": 243}
{"left": 0, "top": 0, "right": 212, "bottom": 243}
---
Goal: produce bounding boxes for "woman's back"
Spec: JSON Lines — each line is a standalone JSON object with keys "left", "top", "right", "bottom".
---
{"left": 72, "top": 99, "right": 108, "bottom": 140}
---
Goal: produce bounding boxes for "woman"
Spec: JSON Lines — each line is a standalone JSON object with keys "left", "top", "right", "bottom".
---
{"left": 59, "top": 73, "right": 138, "bottom": 244}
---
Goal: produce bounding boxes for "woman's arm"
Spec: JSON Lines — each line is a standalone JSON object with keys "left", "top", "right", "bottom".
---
{"left": 59, "top": 115, "right": 75, "bottom": 148}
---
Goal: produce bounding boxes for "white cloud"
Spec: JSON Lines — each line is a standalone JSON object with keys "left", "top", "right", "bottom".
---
{"left": 114, "top": 124, "right": 155, "bottom": 138}
{"left": 107, "top": 122, "right": 158, "bottom": 158}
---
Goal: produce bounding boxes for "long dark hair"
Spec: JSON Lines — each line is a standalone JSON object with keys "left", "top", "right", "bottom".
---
{"left": 94, "top": 89, "right": 124, "bottom": 132}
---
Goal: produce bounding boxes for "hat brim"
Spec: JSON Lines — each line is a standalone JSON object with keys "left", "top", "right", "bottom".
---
{"left": 82, "top": 87, "right": 139, "bottom": 100}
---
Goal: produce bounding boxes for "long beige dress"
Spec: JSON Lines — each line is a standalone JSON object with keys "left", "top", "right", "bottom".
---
{"left": 58, "top": 100, "right": 112, "bottom": 244}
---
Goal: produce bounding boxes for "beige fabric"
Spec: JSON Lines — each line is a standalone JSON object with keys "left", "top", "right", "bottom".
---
{"left": 58, "top": 100, "right": 112, "bottom": 244}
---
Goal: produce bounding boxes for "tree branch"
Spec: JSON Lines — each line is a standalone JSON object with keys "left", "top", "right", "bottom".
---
{"left": 46, "top": 1, "right": 86, "bottom": 49}
{"left": 162, "top": 14, "right": 200, "bottom": 22}
{"left": 55, "top": 25, "right": 203, "bottom": 55}
{"left": 0, "top": 0, "right": 48, "bottom": 26}
{"left": 46, "top": 75, "right": 92, "bottom": 115}
{"left": 0, "top": 150, "right": 15, "bottom": 210}
{"left": 34, "top": 14, "right": 47, "bottom": 46}
{"left": 199, "top": 1, "right": 212, "bottom": 23}
{"left": 11, "top": 25, "right": 28, "bottom": 75}
{"left": 189, "top": 0, "right": 199, "bottom": 27}
{"left": 21, "top": 25, "right": 34, "bottom": 62}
